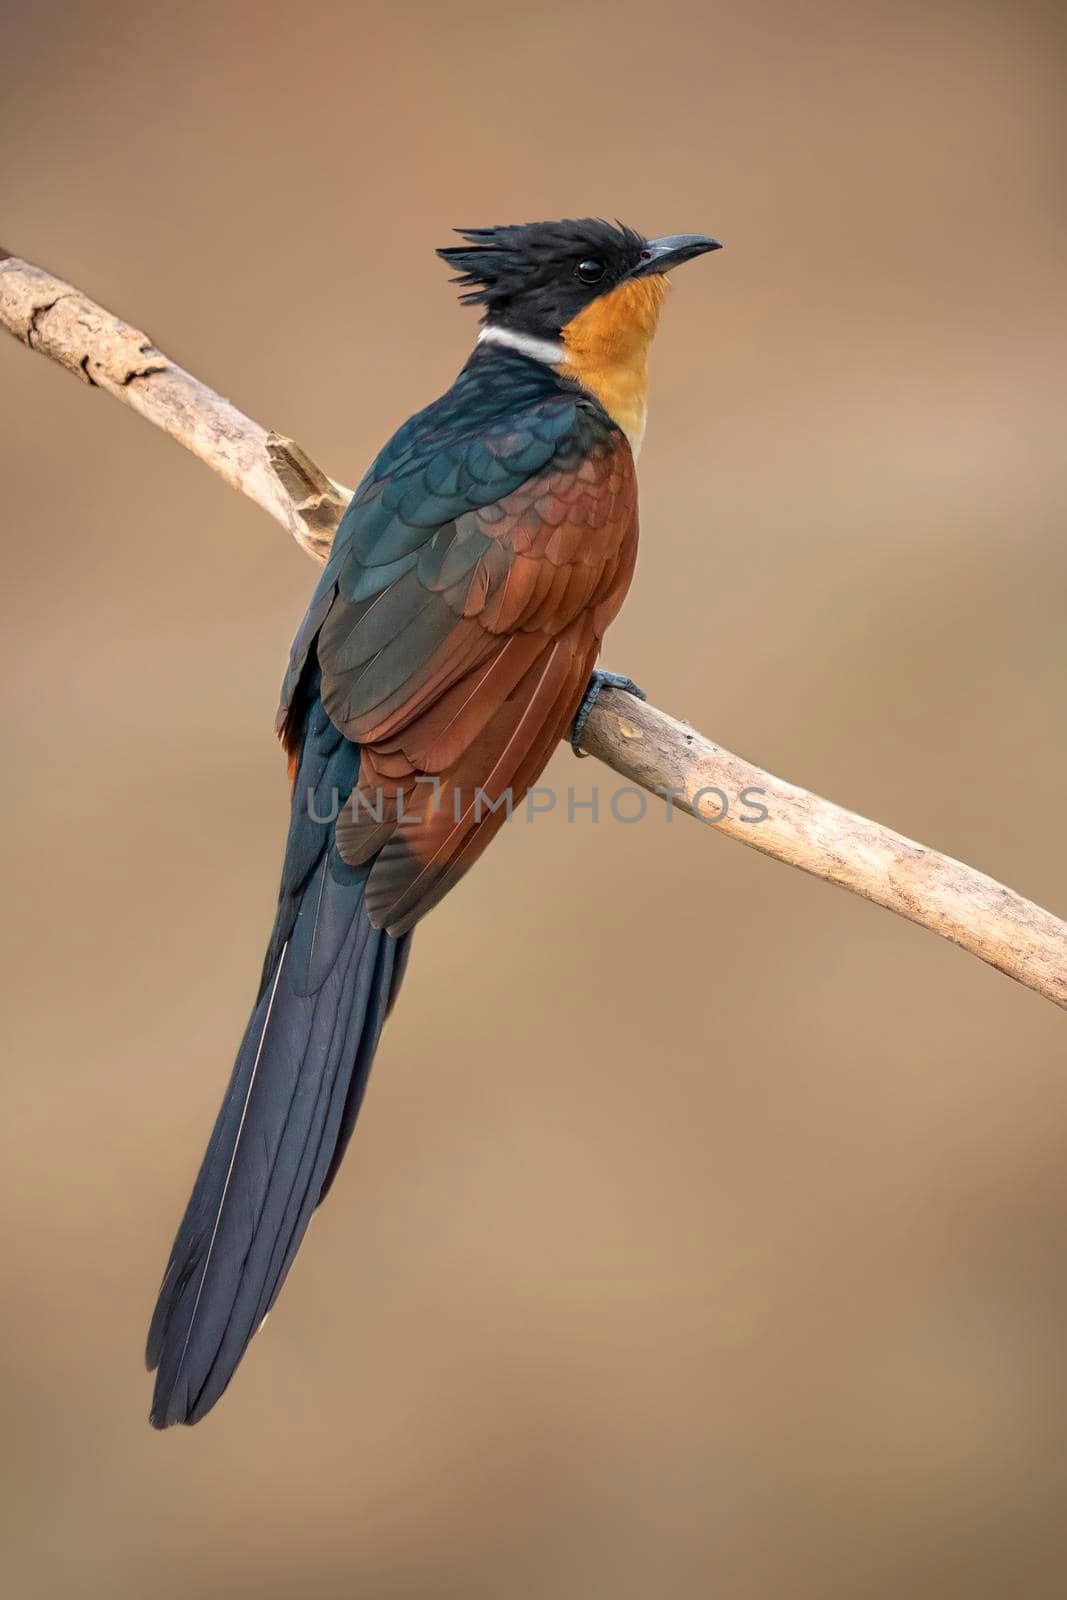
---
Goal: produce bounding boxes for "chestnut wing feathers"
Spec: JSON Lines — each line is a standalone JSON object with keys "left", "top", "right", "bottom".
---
{"left": 279, "top": 373, "right": 637, "bottom": 934}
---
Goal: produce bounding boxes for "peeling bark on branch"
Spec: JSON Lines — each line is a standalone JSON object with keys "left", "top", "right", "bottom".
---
{"left": 582, "top": 695, "right": 1067, "bottom": 1007}
{"left": 0, "top": 253, "right": 344, "bottom": 559}
{"left": 2, "top": 249, "right": 1064, "bottom": 1009}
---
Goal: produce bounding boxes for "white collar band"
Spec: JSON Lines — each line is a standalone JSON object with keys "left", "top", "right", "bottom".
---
{"left": 477, "top": 325, "right": 566, "bottom": 366}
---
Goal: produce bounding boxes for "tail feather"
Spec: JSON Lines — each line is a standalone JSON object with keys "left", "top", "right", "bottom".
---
{"left": 320, "top": 925, "right": 411, "bottom": 1203}
{"left": 147, "top": 700, "right": 409, "bottom": 1427}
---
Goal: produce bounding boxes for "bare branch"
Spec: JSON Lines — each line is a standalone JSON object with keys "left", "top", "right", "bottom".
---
{"left": 582, "top": 694, "right": 1067, "bottom": 1007}
{"left": 3, "top": 249, "right": 1064, "bottom": 1009}
{"left": 0, "top": 253, "right": 343, "bottom": 559}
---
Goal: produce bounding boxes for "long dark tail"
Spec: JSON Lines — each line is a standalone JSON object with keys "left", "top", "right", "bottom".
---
{"left": 147, "top": 697, "right": 410, "bottom": 1427}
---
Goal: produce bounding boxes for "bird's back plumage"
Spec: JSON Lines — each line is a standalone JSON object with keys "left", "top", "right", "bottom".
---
{"left": 294, "top": 346, "right": 638, "bottom": 932}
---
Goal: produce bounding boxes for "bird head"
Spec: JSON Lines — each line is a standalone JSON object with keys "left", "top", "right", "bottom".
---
{"left": 437, "top": 218, "right": 720, "bottom": 339}
{"left": 437, "top": 218, "right": 721, "bottom": 452}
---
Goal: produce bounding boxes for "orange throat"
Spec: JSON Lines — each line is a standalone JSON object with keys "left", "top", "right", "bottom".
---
{"left": 556, "top": 275, "right": 669, "bottom": 456}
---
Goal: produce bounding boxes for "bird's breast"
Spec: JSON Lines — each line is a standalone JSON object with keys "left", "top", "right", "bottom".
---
{"left": 556, "top": 276, "right": 669, "bottom": 457}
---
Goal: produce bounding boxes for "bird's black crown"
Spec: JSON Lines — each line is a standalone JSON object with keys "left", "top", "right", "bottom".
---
{"left": 437, "top": 219, "right": 649, "bottom": 339}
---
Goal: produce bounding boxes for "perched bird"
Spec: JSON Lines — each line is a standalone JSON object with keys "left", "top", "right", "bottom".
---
{"left": 147, "top": 218, "right": 720, "bottom": 1426}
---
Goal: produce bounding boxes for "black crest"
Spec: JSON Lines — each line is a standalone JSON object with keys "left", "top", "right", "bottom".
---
{"left": 437, "top": 218, "right": 648, "bottom": 338}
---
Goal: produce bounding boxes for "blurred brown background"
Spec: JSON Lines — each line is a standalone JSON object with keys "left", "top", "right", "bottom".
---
{"left": 2, "top": 1, "right": 1066, "bottom": 1595}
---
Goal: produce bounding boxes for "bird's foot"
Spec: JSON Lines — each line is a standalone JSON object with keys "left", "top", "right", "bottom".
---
{"left": 570, "top": 670, "right": 646, "bottom": 756}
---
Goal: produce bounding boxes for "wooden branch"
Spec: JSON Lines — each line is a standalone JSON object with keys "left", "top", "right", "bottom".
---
{"left": 3, "top": 249, "right": 1064, "bottom": 1010}
{"left": 582, "top": 696, "right": 1067, "bottom": 1007}
{"left": 0, "top": 251, "right": 345, "bottom": 559}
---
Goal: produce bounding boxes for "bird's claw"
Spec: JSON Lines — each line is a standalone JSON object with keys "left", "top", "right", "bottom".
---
{"left": 570, "top": 670, "right": 647, "bottom": 756}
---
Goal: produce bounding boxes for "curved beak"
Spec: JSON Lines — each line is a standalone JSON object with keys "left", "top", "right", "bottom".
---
{"left": 630, "top": 233, "right": 722, "bottom": 278}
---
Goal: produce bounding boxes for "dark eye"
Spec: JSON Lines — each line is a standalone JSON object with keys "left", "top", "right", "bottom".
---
{"left": 575, "top": 258, "right": 606, "bottom": 285}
